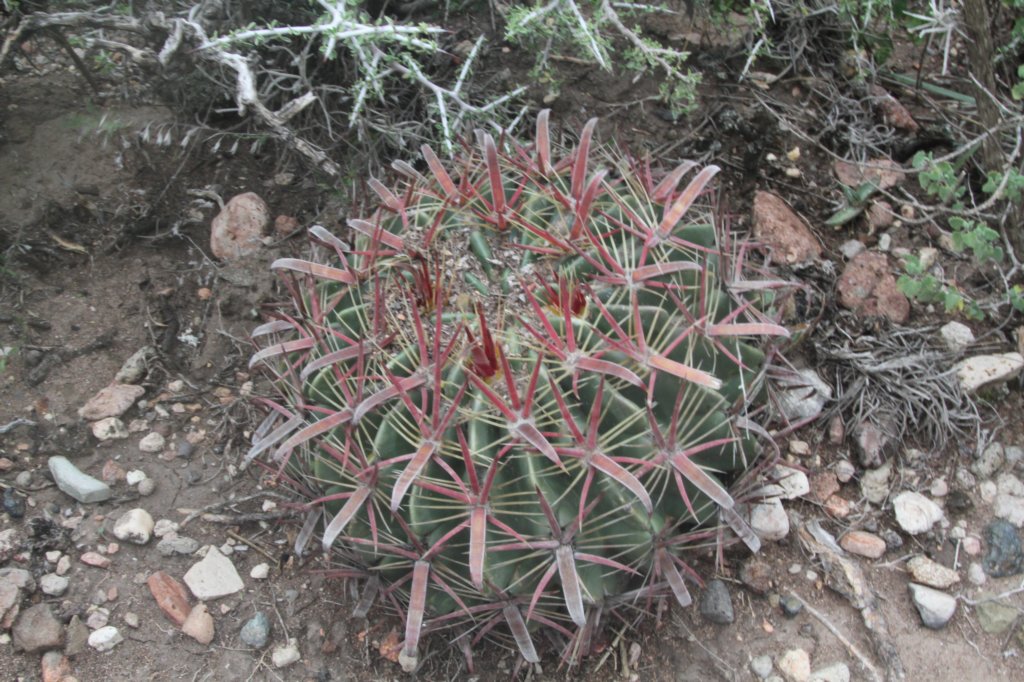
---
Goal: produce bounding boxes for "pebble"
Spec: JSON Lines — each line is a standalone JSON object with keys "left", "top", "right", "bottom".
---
{"left": 56, "top": 555, "right": 71, "bottom": 575}
{"left": 250, "top": 563, "right": 270, "bottom": 580}
{"left": 154, "top": 519, "right": 180, "bottom": 537}
{"left": 699, "top": 579, "right": 734, "bottom": 625}
{"left": 91, "top": 417, "right": 128, "bottom": 441}
{"left": 929, "top": 478, "right": 948, "bottom": 497}
{"left": 773, "top": 466, "right": 810, "bottom": 500}
{"left": 65, "top": 616, "right": 89, "bottom": 655}
{"left": 980, "top": 480, "right": 998, "bottom": 503}
{"left": 210, "top": 192, "right": 271, "bottom": 260}
{"left": 139, "top": 432, "right": 166, "bottom": 453}
{"left": 780, "top": 595, "right": 803, "bottom": 618}
{"left": 906, "top": 555, "right": 960, "bottom": 589}
{"left": 839, "top": 239, "right": 865, "bottom": 260}
{"left": 125, "top": 469, "right": 147, "bottom": 485}
{"left": 86, "top": 608, "right": 109, "bottom": 630}
{"left": 774, "top": 368, "right": 833, "bottom": 423}
{"left": 939, "top": 321, "right": 974, "bottom": 353}
{"left": 124, "top": 611, "right": 140, "bottom": 628}
{"left": 834, "top": 460, "right": 855, "bottom": 483}
{"left": 972, "top": 443, "right": 1005, "bottom": 478}
{"left": 240, "top": 612, "right": 270, "bottom": 648}
{"left": 12, "top": 604, "right": 64, "bottom": 652}
{"left": 40, "top": 573, "right": 69, "bottom": 597}
{"left": 2, "top": 488, "right": 24, "bottom": 518}
{"left": 751, "top": 654, "right": 774, "bottom": 679}
{"left": 740, "top": 558, "right": 773, "bottom": 595}
{"left": 962, "top": 535, "right": 981, "bottom": 555}
{"left": 182, "top": 603, "right": 215, "bottom": 645}
{"left": 138, "top": 478, "right": 156, "bottom": 496}
{"left": 860, "top": 462, "right": 891, "bottom": 506}
{"left": 968, "top": 562, "right": 987, "bottom": 585}
{"left": 78, "top": 383, "right": 145, "bottom": 420}
{"left": 113, "top": 508, "right": 155, "bottom": 544}
{"left": 908, "top": 583, "right": 956, "bottom": 629}
{"left": 272, "top": 639, "right": 301, "bottom": 668}
{"left": 87, "top": 625, "right": 123, "bottom": 652}
{"left": 48, "top": 456, "right": 112, "bottom": 503}
{"left": 158, "top": 535, "right": 200, "bottom": 557}
{"left": 80, "top": 551, "right": 111, "bottom": 568}
{"left": 749, "top": 498, "right": 790, "bottom": 541}
{"left": 176, "top": 440, "right": 195, "bottom": 458}
{"left": 183, "top": 546, "right": 244, "bottom": 600}
{"left": 839, "top": 531, "right": 886, "bottom": 559}
{"left": 994, "top": 472, "right": 1024, "bottom": 526}
{"left": 115, "top": 346, "right": 154, "bottom": 384}
{"left": 777, "top": 648, "right": 811, "bottom": 682}
{"left": 147, "top": 571, "right": 193, "bottom": 626}
{"left": 983, "top": 519, "right": 1023, "bottom": 577}
{"left": 809, "top": 662, "right": 851, "bottom": 682}
{"left": 41, "top": 651, "right": 71, "bottom": 682}
{"left": 892, "top": 491, "right": 944, "bottom": 535}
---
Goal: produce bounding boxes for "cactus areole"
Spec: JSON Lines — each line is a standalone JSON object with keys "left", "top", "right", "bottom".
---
{"left": 249, "top": 112, "right": 788, "bottom": 670}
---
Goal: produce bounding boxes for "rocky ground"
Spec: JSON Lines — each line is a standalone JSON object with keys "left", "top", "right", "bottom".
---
{"left": 3, "top": 13, "right": 1024, "bottom": 682}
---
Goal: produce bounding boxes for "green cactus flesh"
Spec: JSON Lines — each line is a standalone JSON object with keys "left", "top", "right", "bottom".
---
{"left": 250, "top": 113, "right": 787, "bottom": 669}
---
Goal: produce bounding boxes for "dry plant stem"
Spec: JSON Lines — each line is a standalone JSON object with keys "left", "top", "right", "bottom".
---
{"left": 787, "top": 592, "right": 883, "bottom": 682}
{"left": 179, "top": 491, "right": 291, "bottom": 527}
{"left": 959, "top": 578, "right": 1024, "bottom": 606}
{"left": 599, "top": 0, "right": 687, "bottom": 81}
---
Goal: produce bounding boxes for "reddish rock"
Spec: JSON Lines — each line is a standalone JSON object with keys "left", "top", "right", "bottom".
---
{"left": 78, "top": 383, "right": 145, "bottom": 421}
{"left": 80, "top": 552, "right": 111, "bottom": 568}
{"left": 869, "top": 84, "right": 920, "bottom": 132}
{"left": 210, "top": 192, "right": 270, "bottom": 260}
{"left": 833, "top": 158, "right": 904, "bottom": 190}
{"left": 752, "top": 191, "right": 822, "bottom": 266}
{"left": 740, "top": 557, "right": 774, "bottom": 595}
{"left": 101, "top": 460, "right": 127, "bottom": 484}
{"left": 808, "top": 471, "right": 840, "bottom": 504}
{"left": 866, "top": 201, "right": 895, "bottom": 231}
{"left": 274, "top": 214, "right": 300, "bottom": 237}
{"left": 824, "top": 495, "right": 852, "bottom": 518}
{"left": 840, "top": 530, "right": 887, "bottom": 559}
{"left": 41, "top": 651, "right": 70, "bottom": 682}
{"left": 837, "top": 252, "right": 910, "bottom": 323}
{"left": 0, "top": 457, "right": 14, "bottom": 471}
{"left": 147, "top": 571, "right": 192, "bottom": 626}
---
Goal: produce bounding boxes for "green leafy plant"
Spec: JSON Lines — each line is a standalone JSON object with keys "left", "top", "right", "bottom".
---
{"left": 249, "top": 114, "right": 787, "bottom": 669}
{"left": 913, "top": 150, "right": 965, "bottom": 205}
{"left": 825, "top": 181, "right": 881, "bottom": 227}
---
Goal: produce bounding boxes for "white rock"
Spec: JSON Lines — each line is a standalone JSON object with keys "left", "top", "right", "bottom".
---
{"left": 112, "top": 508, "right": 154, "bottom": 545}
{"left": 774, "top": 368, "right": 833, "bottom": 423}
{"left": 773, "top": 466, "right": 810, "bottom": 500}
{"left": 809, "top": 663, "right": 850, "bottom": 682}
{"left": 272, "top": 639, "right": 301, "bottom": 668}
{"left": 955, "top": 353, "right": 1024, "bottom": 392}
{"left": 861, "top": 461, "right": 892, "bottom": 506}
{"left": 153, "top": 519, "right": 179, "bottom": 538}
{"left": 834, "top": 460, "right": 855, "bottom": 483}
{"left": 892, "top": 491, "right": 943, "bottom": 535}
{"left": 749, "top": 498, "right": 790, "bottom": 541}
{"left": 183, "top": 547, "right": 244, "bottom": 600}
{"left": 777, "top": 648, "right": 811, "bottom": 682}
{"left": 249, "top": 563, "right": 270, "bottom": 580}
{"left": 839, "top": 240, "right": 865, "bottom": 260}
{"left": 980, "top": 480, "right": 999, "bottom": 504}
{"left": 939, "top": 321, "right": 974, "bottom": 353}
{"left": 88, "top": 626, "right": 123, "bottom": 652}
{"left": 968, "top": 562, "right": 987, "bottom": 586}
{"left": 125, "top": 470, "right": 147, "bottom": 486}
{"left": 972, "top": 443, "right": 1005, "bottom": 478}
{"left": 39, "top": 574, "right": 69, "bottom": 597}
{"left": 138, "top": 432, "right": 166, "bottom": 453}
{"left": 908, "top": 583, "right": 956, "bottom": 629}
{"left": 993, "top": 474, "right": 1024, "bottom": 527}
{"left": 91, "top": 418, "right": 128, "bottom": 441}
{"left": 138, "top": 478, "right": 156, "bottom": 496}
{"left": 210, "top": 192, "right": 270, "bottom": 260}
{"left": 115, "top": 346, "right": 155, "bottom": 384}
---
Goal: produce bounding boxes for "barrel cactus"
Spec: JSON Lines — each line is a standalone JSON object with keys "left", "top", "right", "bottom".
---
{"left": 248, "top": 112, "right": 787, "bottom": 670}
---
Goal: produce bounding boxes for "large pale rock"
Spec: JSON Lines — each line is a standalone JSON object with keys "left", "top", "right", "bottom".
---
{"left": 939, "top": 321, "right": 974, "bottom": 353}
{"left": 183, "top": 547, "right": 244, "bottom": 600}
{"left": 908, "top": 583, "right": 956, "bottom": 629}
{"left": 752, "top": 191, "right": 822, "bottom": 266}
{"left": 749, "top": 498, "right": 790, "bottom": 541}
{"left": 210, "top": 192, "right": 270, "bottom": 260}
{"left": 78, "top": 383, "right": 145, "bottom": 420}
{"left": 955, "top": 353, "right": 1024, "bottom": 393}
{"left": 773, "top": 368, "right": 832, "bottom": 423}
{"left": 893, "top": 491, "right": 944, "bottom": 535}
{"left": 113, "top": 508, "right": 154, "bottom": 545}
{"left": 837, "top": 252, "right": 909, "bottom": 323}
{"left": 12, "top": 603, "right": 63, "bottom": 652}
{"left": 48, "top": 456, "right": 112, "bottom": 503}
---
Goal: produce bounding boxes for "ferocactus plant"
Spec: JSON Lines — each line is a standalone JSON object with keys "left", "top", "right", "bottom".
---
{"left": 249, "top": 112, "right": 787, "bottom": 670}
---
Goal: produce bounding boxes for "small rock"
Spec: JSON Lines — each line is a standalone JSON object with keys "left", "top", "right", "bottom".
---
{"left": 183, "top": 546, "right": 244, "bottom": 600}
{"left": 1006, "top": 445, "right": 1024, "bottom": 468}
{"left": 972, "top": 443, "right": 1005, "bottom": 478}
{"left": 983, "top": 519, "right": 1023, "bottom": 577}
{"left": 909, "top": 583, "right": 956, "bottom": 629}
{"left": 147, "top": 571, "right": 193, "bottom": 626}
{"left": 774, "top": 368, "right": 833, "bottom": 423}
{"left": 773, "top": 466, "right": 810, "bottom": 500}
{"left": 823, "top": 495, "right": 852, "bottom": 518}
{"left": 41, "top": 651, "right": 70, "bottom": 682}
{"left": 994, "top": 473, "right": 1024, "bottom": 527}
{"left": 828, "top": 416, "right": 845, "bottom": 445}
{"left": 101, "top": 460, "right": 127, "bottom": 483}
{"left": 115, "top": 346, "right": 155, "bottom": 384}
{"left": 955, "top": 353, "right": 1024, "bottom": 393}
{"left": 182, "top": 603, "right": 215, "bottom": 645}
{"left": 968, "top": 562, "right": 987, "bottom": 586}
{"left": 274, "top": 214, "right": 300, "bottom": 236}
{"left": 837, "top": 252, "right": 909, "bottom": 324}
{"left": 139, "top": 432, "right": 166, "bottom": 453}
{"left": 930, "top": 478, "right": 949, "bottom": 497}
{"left": 87, "top": 625, "right": 122, "bottom": 652}
{"left": 272, "top": 638, "right": 301, "bottom": 668}
{"left": 976, "top": 598, "right": 1018, "bottom": 634}
{"left": 740, "top": 557, "right": 774, "bottom": 595}
{"left": 808, "top": 471, "right": 840, "bottom": 504}
{"left": 250, "top": 563, "right": 270, "bottom": 580}
{"left": 86, "top": 608, "right": 109, "bottom": 630}
{"left": 138, "top": 478, "right": 156, "bottom": 496}
{"left": 963, "top": 535, "right": 982, "bottom": 555}
{"left": 158, "top": 535, "right": 200, "bottom": 557}
{"left": 210, "top": 192, "right": 271, "bottom": 260}
{"left": 751, "top": 655, "right": 773, "bottom": 678}
{"left": 699, "top": 579, "right": 734, "bottom": 625}
{"left": 154, "top": 519, "right": 180, "bottom": 537}
{"left": 840, "top": 531, "right": 887, "bottom": 559}
{"left": 124, "top": 612, "right": 140, "bottom": 628}
{"left": 240, "top": 612, "right": 270, "bottom": 648}
{"left": 13, "top": 603, "right": 64, "bottom": 652}
{"left": 853, "top": 420, "right": 891, "bottom": 468}
{"left": 777, "top": 648, "right": 811, "bottom": 682}
{"left": 906, "top": 556, "right": 960, "bottom": 589}
{"left": 0, "top": 567, "right": 35, "bottom": 593}
{"left": 981, "top": 480, "right": 999, "bottom": 504}
{"left": 876, "top": 231, "right": 892, "bottom": 251}
{"left": 839, "top": 239, "right": 865, "bottom": 260}
{"left": 80, "top": 551, "right": 111, "bottom": 568}
{"left": 780, "top": 595, "right": 803, "bottom": 618}
{"left": 861, "top": 462, "right": 892, "bottom": 506}
{"left": 176, "top": 440, "right": 195, "bottom": 459}
{"left": 78, "top": 383, "right": 145, "bottom": 420}
{"left": 56, "top": 555, "right": 71, "bottom": 576}
{"left": 809, "top": 662, "right": 851, "bottom": 682}
{"left": 91, "top": 417, "right": 128, "bottom": 441}
{"left": 48, "top": 456, "right": 112, "bottom": 504}
{"left": 749, "top": 498, "right": 790, "bottom": 541}
{"left": 2, "top": 488, "right": 24, "bottom": 518}
{"left": 125, "top": 469, "right": 147, "bottom": 486}
{"left": 752, "top": 191, "right": 822, "bottom": 266}
{"left": 868, "top": 202, "right": 894, "bottom": 232}
{"left": 834, "top": 460, "right": 855, "bottom": 483}
{"left": 65, "top": 615, "right": 89, "bottom": 655}
{"left": 893, "top": 491, "right": 944, "bottom": 535}
{"left": 940, "top": 322, "right": 974, "bottom": 353}
{"left": 113, "top": 508, "right": 154, "bottom": 545}
{"left": 789, "top": 440, "right": 811, "bottom": 457}
{"left": 869, "top": 85, "right": 919, "bottom": 131}
{"left": 40, "top": 573, "right": 69, "bottom": 597}
{"left": 14, "top": 470, "right": 32, "bottom": 487}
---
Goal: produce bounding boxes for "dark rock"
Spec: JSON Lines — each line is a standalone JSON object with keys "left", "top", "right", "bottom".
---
{"left": 853, "top": 419, "right": 892, "bottom": 468}
{"left": 946, "top": 490, "right": 974, "bottom": 514}
{"left": 699, "top": 579, "right": 734, "bottom": 625}
{"left": 740, "top": 557, "right": 773, "bottom": 595}
{"left": 880, "top": 528, "right": 904, "bottom": 550}
{"left": 983, "top": 520, "right": 1024, "bottom": 578}
{"left": 2, "top": 488, "right": 24, "bottom": 518}
{"left": 12, "top": 603, "right": 63, "bottom": 652}
{"left": 176, "top": 440, "right": 195, "bottom": 459}
{"left": 780, "top": 595, "right": 803, "bottom": 618}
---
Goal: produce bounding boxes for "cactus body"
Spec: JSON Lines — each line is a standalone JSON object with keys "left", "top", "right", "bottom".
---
{"left": 250, "top": 113, "right": 786, "bottom": 669}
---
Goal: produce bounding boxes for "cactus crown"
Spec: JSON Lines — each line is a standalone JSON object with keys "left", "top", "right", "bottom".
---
{"left": 249, "top": 112, "right": 787, "bottom": 670}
